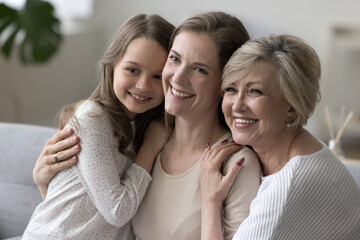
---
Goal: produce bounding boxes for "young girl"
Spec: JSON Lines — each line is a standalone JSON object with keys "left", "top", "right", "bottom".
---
{"left": 22, "top": 14, "right": 174, "bottom": 240}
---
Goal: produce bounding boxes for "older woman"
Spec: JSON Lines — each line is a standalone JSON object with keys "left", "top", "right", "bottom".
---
{"left": 201, "top": 34, "right": 360, "bottom": 240}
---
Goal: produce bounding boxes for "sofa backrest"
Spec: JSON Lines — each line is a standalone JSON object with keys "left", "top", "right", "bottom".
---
{"left": 0, "top": 122, "right": 57, "bottom": 239}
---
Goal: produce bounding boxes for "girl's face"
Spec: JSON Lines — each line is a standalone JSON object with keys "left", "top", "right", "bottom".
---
{"left": 162, "top": 31, "right": 222, "bottom": 120}
{"left": 222, "top": 60, "right": 291, "bottom": 147}
{"left": 113, "top": 37, "right": 167, "bottom": 120}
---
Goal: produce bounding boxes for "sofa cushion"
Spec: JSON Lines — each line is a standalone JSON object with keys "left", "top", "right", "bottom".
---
{"left": 0, "top": 122, "right": 57, "bottom": 239}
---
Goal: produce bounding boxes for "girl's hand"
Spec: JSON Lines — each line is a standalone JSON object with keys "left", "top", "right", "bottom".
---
{"left": 33, "top": 127, "right": 81, "bottom": 199}
{"left": 134, "top": 120, "right": 171, "bottom": 173}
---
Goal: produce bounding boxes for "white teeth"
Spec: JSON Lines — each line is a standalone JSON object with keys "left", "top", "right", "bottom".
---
{"left": 171, "top": 88, "right": 192, "bottom": 98}
{"left": 131, "top": 93, "right": 148, "bottom": 101}
{"left": 235, "top": 119, "right": 256, "bottom": 124}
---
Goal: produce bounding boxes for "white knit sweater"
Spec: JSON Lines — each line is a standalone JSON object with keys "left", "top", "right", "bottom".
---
{"left": 233, "top": 143, "right": 360, "bottom": 240}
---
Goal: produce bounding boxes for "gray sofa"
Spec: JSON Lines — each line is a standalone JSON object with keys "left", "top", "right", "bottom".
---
{"left": 0, "top": 122, "right": 56, "bottom": 239}
{"left": 0, "top": 122, "right": 360, "bottom": 239}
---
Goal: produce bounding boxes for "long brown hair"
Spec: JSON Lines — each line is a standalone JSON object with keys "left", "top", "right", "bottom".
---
{"left": 164, "top": 12, "right": 250, "bottom": 129}
{"left": 58, "top": 14, "right": 175, "bottom": 154}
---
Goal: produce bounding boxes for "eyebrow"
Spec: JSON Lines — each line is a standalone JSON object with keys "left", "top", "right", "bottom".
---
{"left": 124, "top": 61, "right": 140, "bottom": 66}
{"left": 170, "top": 50, "right": 211, "bottom": 70}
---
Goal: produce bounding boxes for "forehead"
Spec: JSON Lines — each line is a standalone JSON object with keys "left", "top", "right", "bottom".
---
{"left": 172, "top": 31, "right": 220, "bottom": 63}
{"left": 228, "top": 60, "right": 277, "bottom": 87}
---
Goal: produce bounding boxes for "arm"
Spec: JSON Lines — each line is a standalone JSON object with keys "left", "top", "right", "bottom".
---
{"left": 74, "top": 103, "right": 169, "bottom": 227}
{"left": 200, "top": 142, "right": 245, "bottom": 240}
{"left": 33, "top": 127, "right": 80, "bottom": 199}
{"left": 222, "top": 147, "right": 261, "bottom": 240}
{"left": 134, "top": 120, "right": 171, "bottom": 173}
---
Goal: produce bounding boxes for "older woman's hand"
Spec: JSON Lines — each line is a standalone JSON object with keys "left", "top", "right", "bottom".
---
{"left": 33, "top": 128, "right": 80, "bottom": 199}
{"left": 200, "top": 141, "right": 244, "bottom": 240}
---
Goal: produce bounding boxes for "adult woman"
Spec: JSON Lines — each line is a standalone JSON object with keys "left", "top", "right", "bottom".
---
{"left": 131, "top": 12, "right": 261, "bottom": 240}
{"left": 201, "top": 34, "right": 360, "bottom": 240}
{"left": 33, "top": 12, "right": 262, "bottom": 239}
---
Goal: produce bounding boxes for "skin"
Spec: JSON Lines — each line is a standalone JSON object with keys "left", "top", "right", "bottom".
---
{"left": 160, "top": 31, "right": 230, "bottom": 175}
{"left": 33, "top": 37, "right": 169, "bottom": 199}
{"left": 200, "top": 60, "right": 322, "bottom": 240}
{"left": 34, "top": 31, "right": 249, "bottom": 239}
{"left": 113, "top": 37, "right": 166, "bottom": 120}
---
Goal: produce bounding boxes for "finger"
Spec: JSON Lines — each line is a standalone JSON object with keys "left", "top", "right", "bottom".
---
{"left": 48, "top": 128, "right": 74, "bottom": 145}
{"left": 50, "top": 156, "right": 78, "bottom": 172}
{"left": 48, "top": 135, "right": 80, "bottom": 155}
{"left": 211, "top": 144, "right": 242, "bottom": 167}
{"left": 49, "top": 144, "right": 81, "bottom": 164}
{"left": 222, "top": 157, "right": 245, "bottom": 189}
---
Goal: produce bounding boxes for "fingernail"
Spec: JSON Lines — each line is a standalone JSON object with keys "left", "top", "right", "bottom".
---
{"left": 73, "top": 136, "right": 78, "bottom": 141}
{"left": 205, "top": 142, "right": 210, "bottom": 148}
{"left": 237, "top": 157, "right": 245, "bottom": 167}
{"left": 67, "top": 128, "right": 72, "bottom": 133}
{"left": 74, "top": 144, "right": 80, "bottom": 150}
{"left": 221, "top": 139, "right": 229, "bottom": 144}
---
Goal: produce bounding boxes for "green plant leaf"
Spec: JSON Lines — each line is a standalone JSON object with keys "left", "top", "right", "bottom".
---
{"left": 0, "top": 0, "right": 62, "bottom": 64}
{"left": 2, "top": 25, "right": 20, "bottom": 57}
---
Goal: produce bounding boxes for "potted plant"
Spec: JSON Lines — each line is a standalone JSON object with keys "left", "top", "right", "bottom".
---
{"left": 0, "top": 0, "right": 62, "bottom": 64}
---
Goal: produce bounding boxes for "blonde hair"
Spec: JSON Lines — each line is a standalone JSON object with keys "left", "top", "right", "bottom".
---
{"left": 58, "top": 14, "right": 175, "bottom": 153}
{"left": 222, "top": 34, "right": 321, "bottom": 126}
{"left": 165, "top": 11, "right": 250, "bottom": 129}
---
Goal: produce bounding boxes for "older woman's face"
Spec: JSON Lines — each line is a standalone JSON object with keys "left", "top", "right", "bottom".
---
{"left": 222, "top": 60, "right": 291, "bottom": 147}
{"left": 162, "top": 31, "right": 222, "bottom": 119}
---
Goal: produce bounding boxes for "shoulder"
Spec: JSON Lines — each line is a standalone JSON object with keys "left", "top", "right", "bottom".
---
{"left": 67, "top": 100, "right": 111, "bottom": 133}
{"left": 222, "top": 146, "right": 261, "bottom": 176}
{"left": 75, "top": 100, "right": 105, "bottom": 118}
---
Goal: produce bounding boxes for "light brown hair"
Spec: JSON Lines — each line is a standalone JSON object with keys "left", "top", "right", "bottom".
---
{"left": 58, "top": 14, "right": 175, "bottom": 153}
{"left": 165, "top": 11, "right": 250, "bottom": 129}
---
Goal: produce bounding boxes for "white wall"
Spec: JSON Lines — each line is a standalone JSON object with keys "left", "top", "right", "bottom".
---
{"left": 1, "top": 0, "right": 359, "bottom": 144}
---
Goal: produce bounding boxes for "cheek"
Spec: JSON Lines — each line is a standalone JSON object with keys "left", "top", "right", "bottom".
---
{"left": 154, "top": 83, "right": 165, "bottom": 101}
{"left": 221, "top": 98, "right": 233, "bottom": 121}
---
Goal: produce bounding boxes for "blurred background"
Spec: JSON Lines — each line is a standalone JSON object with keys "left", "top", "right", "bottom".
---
{"left": 1, "top": 0, "right": 359, "bottom": 158}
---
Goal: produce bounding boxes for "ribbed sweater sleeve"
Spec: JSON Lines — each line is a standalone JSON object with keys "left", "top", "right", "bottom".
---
{"left": 233, "top": 144, "right": 360, "bottom": 240}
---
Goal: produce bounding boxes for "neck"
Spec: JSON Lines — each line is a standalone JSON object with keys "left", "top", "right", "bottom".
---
{"left": 169, "top": 114, "right": 227, "bottom": 153}
{"left": 255, "top": 127, "right": 303, "bottom": 176}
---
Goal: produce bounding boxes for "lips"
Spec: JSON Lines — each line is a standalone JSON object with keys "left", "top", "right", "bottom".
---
{"left": 170, "top": 86, "right": 193, "bottom": 98}
{"left": 234, "top": 117, "right": 257, "bottom": 124}
{"left": 129, "top": 92, "right": 151, "bottom": 101}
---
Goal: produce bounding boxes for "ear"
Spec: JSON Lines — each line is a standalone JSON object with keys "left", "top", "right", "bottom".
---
{"left": 287, "top": 105, "right": 296, "bottom": 114}
{"left": 286, "top": 105, "right": 298, "bottom": 120}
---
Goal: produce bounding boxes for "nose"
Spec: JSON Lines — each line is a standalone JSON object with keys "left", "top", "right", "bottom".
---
{"left": 172, "top": 66, "right": 189, "bottom": 86}
{"left": 135, "top": 75, "right": 152, "bottom": 92}
{"left": 232, "top": 92, "right": 246, "bottom": 112}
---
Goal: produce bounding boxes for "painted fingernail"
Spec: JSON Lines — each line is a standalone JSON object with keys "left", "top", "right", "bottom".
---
{"left": 237, "top": 157, "right": 245, "bottom": 167}
{"left": 221, "top": 139, "right": 229, "bottom": 144}
{"left": 205, "top": 142, "right": 210, "bottom": 148}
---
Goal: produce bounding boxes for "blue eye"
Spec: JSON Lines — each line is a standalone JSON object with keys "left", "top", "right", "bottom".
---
{"left": 170, "top": 55, "right": 180, "bottom": 63}
{"left": 224, "top": 87, "right": 237, "bottom": 93}
{"left": 195, "top": 67, "right": 207, "bottom": 75}
{"left": 249, "top": 88, "right": 263, "bottom": 95}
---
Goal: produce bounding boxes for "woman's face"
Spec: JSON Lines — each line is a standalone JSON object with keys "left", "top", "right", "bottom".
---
{"left": 113, "top": 37, "right": 167, "bottom": 120}
{"left": 162, "top": 31, "right": 222, "bottom": 120}
{"left": 222, "top": 60, "right": 291, "bottom": 147}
